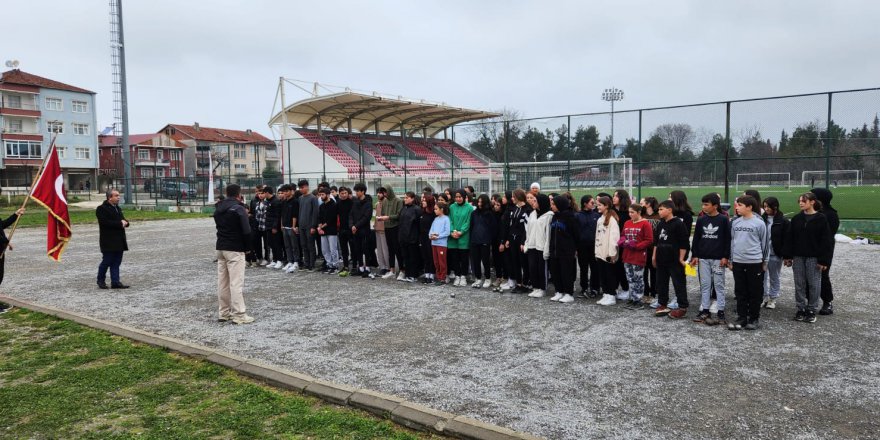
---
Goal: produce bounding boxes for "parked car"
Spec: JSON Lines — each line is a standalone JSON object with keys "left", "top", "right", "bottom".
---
{"left": 162, "top": 181, "right": 197, "bottom": 199}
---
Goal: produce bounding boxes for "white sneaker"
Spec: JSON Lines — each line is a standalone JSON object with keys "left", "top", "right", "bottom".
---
{"left": 281, "top": 263, "right": 292, "bottom": 271}
{"left": 285, "top": 265, "right": 297, "bottom": 274}
{"left": 709, "top": 300, "right": 719, "bottom": 314}
{"left": 397, "top": 272, "right": 406, "bottom": 281}
{"left": 259, "top": 259, "right": 269, "bottom": 266}
{"left": 273, "top": 261, "right": 284, "bottom": 269}
{"left": 381, "top": 271, "right": 396, "bottom": 280}
{"left": 500, "top": 283, "right": 513, "bottom": 291}
{"left": 528, "top": 289, "right": 545, "bottom": 298}
{"left": 616, "top": 290, "right": 630, "bottom": 300}
{"left": 482, "top": 279, "right": 492, "bottom": 289}
{"left": 597, "top": 294, "right": 617, "bottom": 306}
{"left": 448, "top": 272, "right": 456, "bottom": 281}
{"left": 669, "top": 301, "right": 679, "bottom": 310}
{"left": 550, "top": 292, "right": 564, "bottom": 301}
{"left": 472, "top": 279, "right": 482, "bottom": 288}
{"left": 765, "top": 298, "right": 777, "bottom": 309}
{"left": 404, "top": 277, "right": 415, "bottom": 283}
{"left": 559, "top": 294, "right": 575, "bottom": 303}
{"left": 458, "top": 277, "right": 467, "bottom": 287}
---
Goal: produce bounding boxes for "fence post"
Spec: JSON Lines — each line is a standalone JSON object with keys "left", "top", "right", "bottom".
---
{"left": 567, "top": 115, "right": 572, "bottom": 192}
{"left": 825, "top": 92, "right": 833, "bottom": 189}
{"left": 724, "top": 102, "right": 731, "bottom": 204}
{"left": 503, "top": 121, "right": 510, "bottom": 191}
{"left": 637, "top": 110, "right": 643, "bottom": 200}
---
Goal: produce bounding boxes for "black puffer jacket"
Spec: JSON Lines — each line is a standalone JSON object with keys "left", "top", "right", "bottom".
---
{"left": 767, "top": 212, "right": 789, "bottom": 257}
{"left": 469, "top": 208, "right": 497, "bottom": 246}
{"left": 398, "top": 203, "right": 421, "bottom": 244}
{"left": 783, "top": 211, "right": 833, "bottom": 266}
{"left": 547, "top": 196, "right": 580, "bottom": 258}
{"left": 350, "top": 194, "right": 374, "bottom": 233}
{"left": 214, "top": 198, "right": 252, "bottom": 252}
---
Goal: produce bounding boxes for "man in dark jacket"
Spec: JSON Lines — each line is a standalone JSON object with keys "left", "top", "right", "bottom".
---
{"left": 263, "top": 186, "right": 284, "bottom": 268}
{"left": 0, "top": 207, "right": 25, "bottom": 313}
{"left": 349, "top": 183, "right": 374, "bottom": 278}
{"left": 317, "top": 187, "right": 340, "bottom": 273}
{"left": 811, "top": 187, "right": 840, "bottom": 315}
{"left": 297, "top": 179, "right": 320, "bottom": 270}
{"left": 96, "top": 189, "right": 130, "bottom": 289}
{"left": 215, "top": 184, "right": 253, "bottom": 324}
{"left": 336, "top": 187, "right": 353, "bottom": 276}
{"left": 398, "top": 191, "right": 423, "bottom": 281}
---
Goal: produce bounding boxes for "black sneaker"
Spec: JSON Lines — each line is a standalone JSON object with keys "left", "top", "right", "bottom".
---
{"left": 578, "top": 288, "right": 589, "bottom": 299}
{"left": 805, "top": 311, "right": 817, "bottom": 323}
{"left": 745, "top": 319, "right": 760, "bottom": 330}
{"left": 360, "top": 269, "right": 371, "bottom": 278}
{"left": 97, "top": 282, "right": 109, "bottom": 289}
{"left": 793, "top": 310, "right": 806, "bottom": 322}
{"left": 588, "top": 290, "right": 600, "bottom": 299}
{"left": 818, "top": 302, "right": 833, "bottom": 316}
{"left": 692, "top": 310, "right": 711, "bottom": 323}
{"left": 327, "top": 268, "right": 338, "bottom": 275}
{"left": 110, "top": 283, "right": 130, "bottom": 289}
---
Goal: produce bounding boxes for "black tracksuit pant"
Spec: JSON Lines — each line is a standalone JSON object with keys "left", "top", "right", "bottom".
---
{"left": 733, "top": 262, "right": 764, "bottom": 322}
{"left": 549, "top": 256, "right": 576, "bottom": 295}
{"left": 577, "top": 241, "right": 599, "bottom": 292}
{"left": 656, "top": 262, "right": 688, "bottom": 308}
{"left": 470, "top": 244, "right": 492, "bottom": 279}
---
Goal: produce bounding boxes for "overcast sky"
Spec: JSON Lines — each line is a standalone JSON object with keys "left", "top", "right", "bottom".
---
{"left": 5, "top": 0, "right": 879, "bottom": 141}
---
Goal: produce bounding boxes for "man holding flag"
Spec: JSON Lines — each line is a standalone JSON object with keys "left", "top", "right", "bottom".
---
{"left": 0, "top": 207, "right": 26, "bottom": 313}
{"left": 96, "top": 190, "right": 130, "bottom": 289}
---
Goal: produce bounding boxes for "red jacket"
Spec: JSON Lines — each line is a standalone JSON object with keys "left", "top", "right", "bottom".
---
{"left": 620, "top": 219, "right": 654, "bottom": 266}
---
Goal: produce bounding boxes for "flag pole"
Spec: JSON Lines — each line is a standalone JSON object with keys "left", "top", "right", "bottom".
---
{"left": 2, "top": 135, "right": 57, "bottom": 258}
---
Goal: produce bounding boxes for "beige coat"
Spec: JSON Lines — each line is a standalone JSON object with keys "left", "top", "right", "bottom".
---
{"left": 595, "top": 215, "right": 620, "bottom": 262}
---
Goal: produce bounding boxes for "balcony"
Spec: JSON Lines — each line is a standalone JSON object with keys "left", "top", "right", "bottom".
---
{"left": 135, "top": 158, "right": 171, "bottom": 167}
{"left": 0, "top": 97, "right": 40, "bottom": 118}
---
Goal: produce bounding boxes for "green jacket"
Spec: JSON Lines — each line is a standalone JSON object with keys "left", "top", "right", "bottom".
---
{"left": 447, "top": 202, "right": 473, "bottom": 249}
{"left": 381, "top": 186, "right": 403, "bottom": 229}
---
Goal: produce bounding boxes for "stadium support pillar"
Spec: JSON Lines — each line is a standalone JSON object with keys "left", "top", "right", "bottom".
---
{"left": 724, "top": 102, "right": 731, "bottom": 204}
{"left": 637, "top": 110, "right": 643, "bottom": 200}
{"left": 280, "top": 77, "right": 289, "bottom": 181}
{"left": 825, "top": 93, "right": 832, "bottom": 189}
{"left": 567, "top": 115, "right": 571, "bottom": 192}
{"left": 318, "top": 114, "right": 326, "bottom": 183}
{"left": 402, "top": 129, "right": 408, "bottom": 193}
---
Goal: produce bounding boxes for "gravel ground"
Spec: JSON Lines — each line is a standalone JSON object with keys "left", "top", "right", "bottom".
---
{"left": 3, "top": 218, "right": 879, "bottom": 440}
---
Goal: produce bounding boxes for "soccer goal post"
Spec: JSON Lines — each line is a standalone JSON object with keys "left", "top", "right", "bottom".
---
{"left": 800, "top": 170, "right": 861, "bottom": 187}
{"left": 494, "top": 157, "right": 634, "bottom": 196}
{"left": 735, "top": 172, "right": 791, "bottom": 193}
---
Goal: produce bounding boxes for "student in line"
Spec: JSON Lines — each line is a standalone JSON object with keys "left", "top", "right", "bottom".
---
{"left": 490, "top": 193, "right": 508, "bottom": 288}
{"left": 728, "top": 195, "right": 770, "bottom": 331}
{"left": 316, "top": 187, "right": 340, "bottom": 274}
{"left": 594, "top": 196, "right": 621, "bottom": 306}
{"left": 620, "top": 204, "right": 653, "bottom": 309}
{"left": 641, "top": 197, "right": 660, "bottom": 305}
{"left": 398, "top": 191, "right": 423, "bottom": 283}
{"left": 470, "top": 194, "right": 497, "bottom": 289}
{"left": 612, "top": 189, "right": 632, "bottom": 300}
{"left": 547, "top": 195, "right": 580, "bottom": 303}
{"left": 761, "top": 196, "right": 788, "bottom": 310}
{"left": 810, "top": 187, "right": 839, "bottom": 315}
{"left": 418, "top": 194, "right": 437, "bottom": 284}
{"left": 690, "top": 193, "right": 731, "bottom": 325}
{"left": 429, "top": 202, "right": 451, "bottom": 288}
{"left": 575, "top": 195, "right": 601, "bottom": 298}
{"left": 448, "top": 189, "right": 473, "bottom": 287}
{"left": 497, "top": 189, "right": 531, "bottom": 293}
{"left": 652, "top": 200, "right": 690, "bottom": 319}
{"left": 783, "top": 192, "right": 833, "bottom": 324}
{"left": 525, "top": 192, "right": 553, "bottom": 298}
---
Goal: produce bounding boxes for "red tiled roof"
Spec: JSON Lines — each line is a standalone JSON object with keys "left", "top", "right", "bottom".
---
{"left": 99, "top": 134, "right": 185, "bottom": 148}
{"left": 0, "top": 69, "right": 94, "bottom": 94}
{"left": 162, "top": 124, "right": 273, "bottom": 145}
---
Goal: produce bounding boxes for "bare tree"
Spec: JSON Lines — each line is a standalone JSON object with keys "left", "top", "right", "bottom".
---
{"left": 654, "top": 123, "right": 696, "bottom": 155}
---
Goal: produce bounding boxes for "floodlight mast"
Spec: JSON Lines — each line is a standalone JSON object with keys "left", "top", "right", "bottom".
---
{"left": 601, "top": 88, "right": 624, "bottom": 151}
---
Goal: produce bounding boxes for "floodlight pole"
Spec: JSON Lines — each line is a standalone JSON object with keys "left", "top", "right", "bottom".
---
{"left": 602, "top": 88, "right": 623, "bottom": 187}
{"left": 115, "top": 0, "right": 133, "bottom": 203}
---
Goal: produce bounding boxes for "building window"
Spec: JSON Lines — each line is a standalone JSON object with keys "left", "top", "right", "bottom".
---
{"left": 75, "top": 147, "right": 91, "bottom": 159}
{"left": 8, "top": 119, "right": 23, "bottom": 133}
{"left": 140, "top": 168, "right": 153, "bottom": 178}
{"left": 233, "top": 145, "right": 246, "bottom": 159}
{"left": 5, "top": 95, "right": 22, "bottom": 109}
{"left": 156, "top": 149, "right": 163, "bottom": 160}
{"left": 156, "top": 169, "right": 165, "bottom": 178}
{"left": 138, "top": 149, "right": 150, "bottom": 160}
{"left": 170, "top": 168, "right": 178, "bottom": 177}
{"left": 4, "top": 140, "right": 42, "bottom": 158}
{"left": 56, "top": 146, "right": 67, "bottom": 159}
{"left": 72, "top": 100, "right": 88, "bottom": 113}
{"left": 72, "top": 123, "right": 89, "bottom": 135}
{"left": 234, "top": 164, "right": 247, "bottom": 171}
{"left": 45, "top": 97, "right": 63, "bottom": 111}
{"left": 170, "top": 150, "right": 180, "bottom": 161}
{"left": 47, "top": 121, "right": 64, "bottom": 134}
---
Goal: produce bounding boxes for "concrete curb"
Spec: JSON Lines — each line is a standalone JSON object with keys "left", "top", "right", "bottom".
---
{"left": 0, "top": 295, "right": 544, "bottom": 440}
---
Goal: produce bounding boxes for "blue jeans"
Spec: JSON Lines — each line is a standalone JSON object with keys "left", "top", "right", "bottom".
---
{"left": 98, "top": 251, "right": 124, "bottom": 284}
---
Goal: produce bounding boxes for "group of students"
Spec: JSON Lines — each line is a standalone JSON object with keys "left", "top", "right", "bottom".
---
{"left": 243, "top": 179, "right": 839, "bottom": 330}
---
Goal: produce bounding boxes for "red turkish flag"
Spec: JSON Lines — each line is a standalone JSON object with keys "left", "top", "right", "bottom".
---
{"left": 29, "top": 145, "right": 72, "bottom": 261}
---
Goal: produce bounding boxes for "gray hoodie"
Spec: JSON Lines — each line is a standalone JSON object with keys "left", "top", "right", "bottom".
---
{"left": 730, "top": 215, "right": 770, "bottom": 264}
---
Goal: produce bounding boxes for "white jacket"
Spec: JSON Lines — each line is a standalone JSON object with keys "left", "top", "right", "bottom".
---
{"left": 595, "top": 215, "right": 620, "bottom": 262}
{"left": 524, "top": 210, "right": 553, "bottom": 252}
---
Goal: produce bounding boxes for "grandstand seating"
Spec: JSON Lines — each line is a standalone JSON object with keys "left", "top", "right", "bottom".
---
{"left": 293, "top": 129, "right": 488, "bottom": 178}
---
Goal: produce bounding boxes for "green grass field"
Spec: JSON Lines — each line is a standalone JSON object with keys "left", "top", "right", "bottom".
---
{"left": 0, "top": 207, "right": 209, "bottom": 228}
{"left": 0, "top": 308, "right": 439, "bottom": 439}
{"left": 568, "top": 185, "right": 879, "bottom": 219}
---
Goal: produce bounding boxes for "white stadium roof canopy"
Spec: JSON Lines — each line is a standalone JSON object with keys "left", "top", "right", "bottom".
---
{"left": 268, "top": 91, "right": 500, "bottom": 138}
